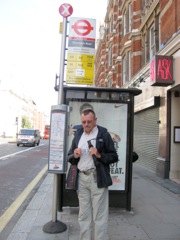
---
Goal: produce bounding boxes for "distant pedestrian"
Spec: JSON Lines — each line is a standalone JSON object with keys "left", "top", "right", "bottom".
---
{"left": 68, "top": 108, "right": 118, "bottom": 240}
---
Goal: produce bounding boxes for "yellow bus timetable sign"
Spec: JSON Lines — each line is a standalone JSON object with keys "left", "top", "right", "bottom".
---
{"left": 66, "top": 53, "right": 94, "bottom": 84}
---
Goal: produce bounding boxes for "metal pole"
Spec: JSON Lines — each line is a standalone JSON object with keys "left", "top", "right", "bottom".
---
{"left": 43, "top": 17, "right": 68, "bottom": 234}
{"left": 51, "top": 17, "right": 68, "bottom": 222}
{"left": 52, "top": 174, "right": 58, "bottom": 221}
{"left": 58, "top": 18, "right": 67, "bottom": 105}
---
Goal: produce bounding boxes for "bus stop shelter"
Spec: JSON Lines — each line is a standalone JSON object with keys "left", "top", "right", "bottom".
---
{"left": 57, "top": 86, "right": 142, "bottom": 211}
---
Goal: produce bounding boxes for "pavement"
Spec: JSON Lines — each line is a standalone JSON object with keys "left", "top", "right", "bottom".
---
{"left": 0, "top": 137, "right": 16, "bottom": 144}
{"left": 1, "top": 136, "right": 180, "bottom": 240}
{"left": 0, "top": 162, "right": 178, "bottom": 240}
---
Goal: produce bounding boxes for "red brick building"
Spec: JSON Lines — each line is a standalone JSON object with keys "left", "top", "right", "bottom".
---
{"left": 95, "top": 0, "right": 180, "bottom": 181}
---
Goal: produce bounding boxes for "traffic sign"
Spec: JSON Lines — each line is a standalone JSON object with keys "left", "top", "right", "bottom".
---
{"left": 59, "top": 3, "right": 73, "bottom": 18}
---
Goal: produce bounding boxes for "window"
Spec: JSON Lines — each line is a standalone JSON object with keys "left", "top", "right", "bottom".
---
{"left": 145, "top": 30, "right": 150, "bottom": 63}
{"left": 128, "top": 3, "right": 132, "bottom": 32}
{"left": 108, "top": 45, "right": 112, "bottom": 67}
{"left": 143, "top": 25, "right": 154, "bottom": 64}
{"left": 110, "top": 16, "right": 113, "bottom": 33}
{"left": 123, "top": 10, "right": 127, "bottom": 35}
{"left": 122, "top": 55, "right": 127, "bottom": 85}
{"left": 123, "top": 3, "right": 131, "bottom": 36}
{"left": 150, "top": 26, "right": 155, "bottom": 60}
{"left": 122, "top": 51, "right": 131, "bottom": 85}
{"left": 128, "top": 51, "right": 131, "bottom": 80}
{"left": 142, "top": 0, "right": 148, "bottom": 8}
{"left": 142, "top": 33, "right": 145, "bottom": 65}
{"left": 107, "top": 79, "right": 112, "bottom": 88}
{"left": 19, "top": 129, "right": 35, "bottom": 135}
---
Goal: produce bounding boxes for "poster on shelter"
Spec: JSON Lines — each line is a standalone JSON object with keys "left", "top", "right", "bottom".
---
{"left": 67, "top": 101, "right": 128, "bottom": 191}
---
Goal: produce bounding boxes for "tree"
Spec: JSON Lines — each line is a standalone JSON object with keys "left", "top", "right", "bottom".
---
{"left": 21, "top": 115, "right": 31, "bottom": 129}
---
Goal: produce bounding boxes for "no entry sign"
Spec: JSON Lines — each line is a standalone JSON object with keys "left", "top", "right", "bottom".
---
{"left": 59, "top": 3, "right": 73, "bottom": 18}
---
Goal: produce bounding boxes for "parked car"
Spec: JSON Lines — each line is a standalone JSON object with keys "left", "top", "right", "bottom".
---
{"left": 17, "top": 129, "right": 40, "bottom": 147}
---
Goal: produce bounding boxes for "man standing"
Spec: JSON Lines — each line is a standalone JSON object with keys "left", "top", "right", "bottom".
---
{"left": 68, "top": 109, "right": 118, "bottom": 240}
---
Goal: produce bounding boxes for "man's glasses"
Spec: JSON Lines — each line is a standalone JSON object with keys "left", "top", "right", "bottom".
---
{"left": 81, "top": 120, "right": 92, "bottom": 124}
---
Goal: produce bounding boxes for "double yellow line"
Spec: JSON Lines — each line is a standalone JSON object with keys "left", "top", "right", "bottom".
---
{"left": 0, "top": 164, "right": 48, "bottom": 232}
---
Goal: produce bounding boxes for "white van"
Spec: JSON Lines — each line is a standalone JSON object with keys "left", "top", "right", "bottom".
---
{"left": 17, "top": 129, "right": 40, "bottom": 147}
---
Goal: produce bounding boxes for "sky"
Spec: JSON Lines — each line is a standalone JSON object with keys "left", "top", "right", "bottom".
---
{"left": 0, "top": 0, "right": 107, "bottom": 115}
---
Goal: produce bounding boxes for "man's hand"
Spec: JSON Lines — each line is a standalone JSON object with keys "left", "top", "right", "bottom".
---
{"left": 89, "top": 147, "right": 101, "bottom": 159}
{"left": 74, "top": 148, "right": 82, "bottom": 158}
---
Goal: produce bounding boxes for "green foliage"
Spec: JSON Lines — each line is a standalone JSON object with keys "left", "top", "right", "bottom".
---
{"left": 21, "top": 115, "right": 31, "bottom": 129}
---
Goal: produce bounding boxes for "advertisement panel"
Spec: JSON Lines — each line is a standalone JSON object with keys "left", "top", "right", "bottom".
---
{"left": 67, "top": 101, "right": 128, "bottom": 191}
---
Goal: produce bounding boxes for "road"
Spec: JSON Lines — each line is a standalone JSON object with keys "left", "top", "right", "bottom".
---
{"left": 0, "top": 140, "right": 49, "bottom": 239}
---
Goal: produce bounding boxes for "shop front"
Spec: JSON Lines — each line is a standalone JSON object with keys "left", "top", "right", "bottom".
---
{"left": 133, "top": 37, "right": 180, "bottom": 182}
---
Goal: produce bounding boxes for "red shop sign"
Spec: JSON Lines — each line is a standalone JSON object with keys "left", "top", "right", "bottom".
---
{"left": 150, "top": 55, "right": 174, "bottom": 86}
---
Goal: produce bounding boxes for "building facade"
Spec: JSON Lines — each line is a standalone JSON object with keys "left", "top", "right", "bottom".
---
{"left": 0, "top": 88, "right": 49, "bottom": 139}
{"left": 95, "top": 0, "right": 180, "bottom": 181}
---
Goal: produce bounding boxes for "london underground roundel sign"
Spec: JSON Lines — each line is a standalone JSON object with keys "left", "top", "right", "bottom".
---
{"left": 59, "top": 3, "right": 73, "bottom": 18}
{"left": 72, "top": 19, "right": 93, "bottom": 36}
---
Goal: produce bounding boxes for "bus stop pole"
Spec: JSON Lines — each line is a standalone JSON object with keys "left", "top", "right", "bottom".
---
{"left": 58, "top": 18, "right": 67, "bottom": 105}
{"left": 43, "top": 17, "right": 67, "bottom": 234}
{"left": 53, "top": 15, "right": 67, "bottom": 221}
{"left": 52, "top": 17, "right": 67, "bottom": 222}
